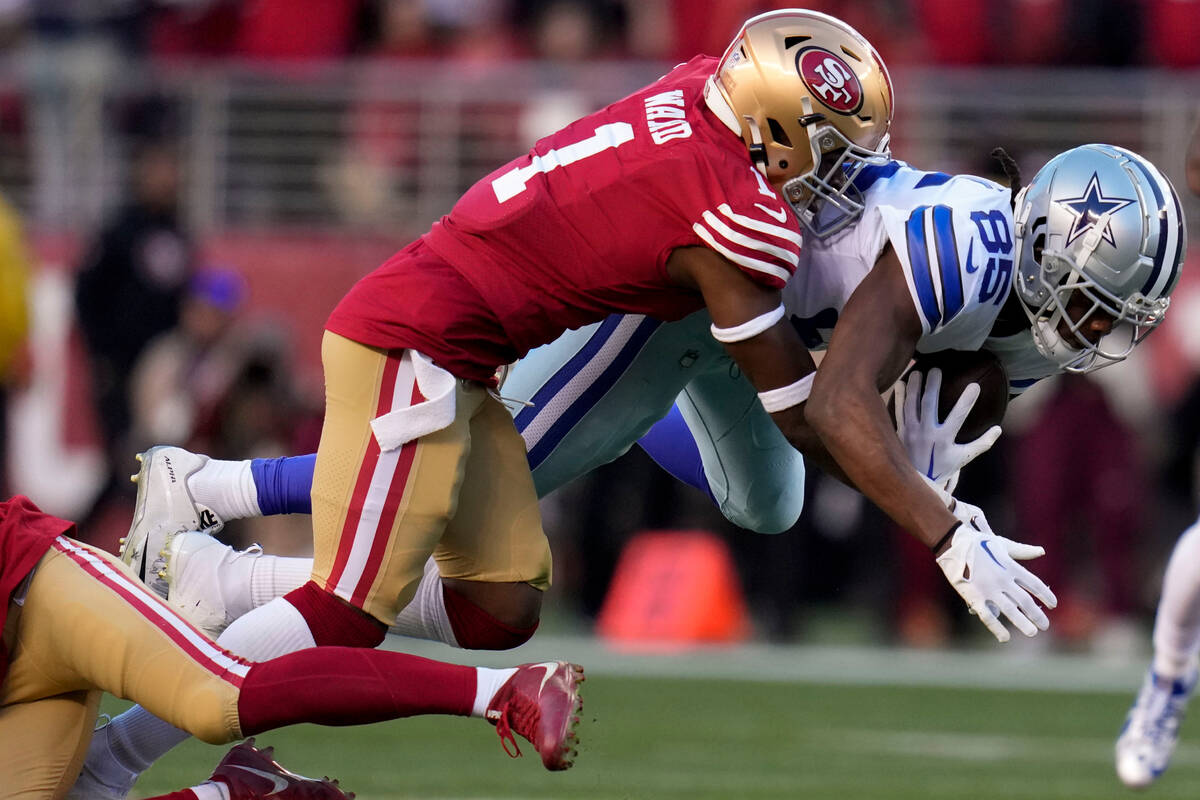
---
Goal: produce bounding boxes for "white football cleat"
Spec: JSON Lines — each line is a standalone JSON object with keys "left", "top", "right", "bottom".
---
{"left": 119, "top": 446, "right": 223, "bottom": 598}
{"left": 164, "top": 531, "right": 261, "bottom": 639}
{"left": 1115, "top": 669, "right": 1197, "bottom": 788}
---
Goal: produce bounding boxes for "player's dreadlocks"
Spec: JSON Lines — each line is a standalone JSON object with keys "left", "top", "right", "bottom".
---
{"left": 990, "top": 147, "right": 1022, "bottom": 207}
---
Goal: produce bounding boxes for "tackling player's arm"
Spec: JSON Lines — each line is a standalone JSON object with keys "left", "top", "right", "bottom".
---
{"left": 665, "top": 245, "right": 830, "bottom": 469}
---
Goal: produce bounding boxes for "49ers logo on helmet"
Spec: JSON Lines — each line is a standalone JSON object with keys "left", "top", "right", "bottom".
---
{"left": 796, "top": 48, "right": 863, "bottom": 115}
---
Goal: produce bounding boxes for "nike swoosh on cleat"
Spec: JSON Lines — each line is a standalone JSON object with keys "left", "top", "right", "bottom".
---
{"left": 755, "top": 203, "right": 790, "bottom": 223}
{"left": 224, "top": 765, "right": 290, "bottom": 795}
{"left": 533, "top": 663, "right": 558, "bottom": 693}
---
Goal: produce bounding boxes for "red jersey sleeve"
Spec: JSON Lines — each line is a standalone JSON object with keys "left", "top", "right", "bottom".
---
{"left": 687, "top": 161, "right": 804, "bottom": 290}
{"left": 641, "top": 82, "right": 803, "bottom": 291}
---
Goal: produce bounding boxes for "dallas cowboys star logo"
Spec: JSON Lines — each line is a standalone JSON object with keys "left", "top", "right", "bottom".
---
{"left": 1056, "top": 172, "right": 1135, "bottom": 247}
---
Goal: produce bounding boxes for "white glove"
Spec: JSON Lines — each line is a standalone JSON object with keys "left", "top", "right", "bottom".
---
{"left": 935, "top": 499, "right": 1057, "bottom": 643}
{"left": 894, "top": 367, "right": 1002, "bottom": 495}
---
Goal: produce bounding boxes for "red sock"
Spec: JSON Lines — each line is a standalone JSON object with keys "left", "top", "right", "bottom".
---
{"left": 443, "top": 585, "right": 539, "bottom": 650}
{"left": 284, "top": 581, "right": 387, "bottom": 647}
{"left": 238, "top": 646, "right": 476, "bottom": 735}
{"left": 143, "top": 791, "right": 198, "bottom": 800}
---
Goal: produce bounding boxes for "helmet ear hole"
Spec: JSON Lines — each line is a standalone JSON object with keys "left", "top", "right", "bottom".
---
{"left": 1033, "top": 234, "right": 1045, "bottom": 265}
{"left": 767, "top": 118, "right": 792, "bottom": 147}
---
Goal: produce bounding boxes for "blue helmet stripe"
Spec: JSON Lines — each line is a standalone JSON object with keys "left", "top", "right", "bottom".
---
{"left": 1127, "top": 156, "right": 1173, "bottom": 298}
{"left": 931, "top": 205, "right": 963, "bottom": 322}
{"left": 905, "top": 207, "right": 941, "bottom": 329}
{"left": 1163, "top": 178, "right": 1186, "bottom": 294}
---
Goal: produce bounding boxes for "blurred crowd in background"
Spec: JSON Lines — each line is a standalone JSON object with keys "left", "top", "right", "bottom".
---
{"left": 0, "top": 0, "right": 1196, "bottom": 655}
{"left": 0, "top": 0, "right": 1197, "bottom": 67}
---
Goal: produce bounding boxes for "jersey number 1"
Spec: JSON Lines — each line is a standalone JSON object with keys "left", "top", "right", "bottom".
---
{"left": 492, "top": 123, "right": 635, "bottom": 203}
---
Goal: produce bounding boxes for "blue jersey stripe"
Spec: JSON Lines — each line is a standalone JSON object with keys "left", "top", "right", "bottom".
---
{"left": 523, "top": 316, "right": 662, "bottom": 469}
{"left": 905, "top": 208, "right": 941, "bottom": 329}
{"left": 1127, "top": 157, "right": 1176, "bottom": 297}
{"left": 914, "top": 172, "right": 952, "bottom": 189}
{"left": 1010, "top": 377, "right": 1040, "bottom": 388}
{"left": 931, "top": 205, "right": 963, "bottom": 322}
{"left": 852, "top": 161, "right": 900, "bottom": 193}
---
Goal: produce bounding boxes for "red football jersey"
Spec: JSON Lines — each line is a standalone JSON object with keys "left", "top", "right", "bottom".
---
{"left": 328, "top": 56, "right": 804, "bottom": 382}
{"left": 0, "top": 496, "right": 75, "bottom": 679}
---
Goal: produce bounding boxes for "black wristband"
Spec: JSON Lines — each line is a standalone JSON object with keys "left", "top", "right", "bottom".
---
{"left": 931, "top": 520, "right": 962, "bottom": 554}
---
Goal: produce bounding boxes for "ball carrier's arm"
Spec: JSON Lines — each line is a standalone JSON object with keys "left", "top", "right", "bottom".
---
{"left": 803, "top": 244, "right": 961, "bottom": 550}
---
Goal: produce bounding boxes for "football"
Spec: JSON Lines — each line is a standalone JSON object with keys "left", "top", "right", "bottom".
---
{"left": 898, "top": 349, "right": 1010, "bottom": 443}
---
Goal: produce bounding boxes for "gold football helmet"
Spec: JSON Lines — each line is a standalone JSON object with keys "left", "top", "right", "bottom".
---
{"left": 706, "top": 10, "right": 894, "bottom": 237}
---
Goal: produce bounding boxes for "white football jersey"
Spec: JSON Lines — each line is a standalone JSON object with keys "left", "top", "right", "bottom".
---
{"left": 783, "top": 160, "right": 1016, "bottom": 355}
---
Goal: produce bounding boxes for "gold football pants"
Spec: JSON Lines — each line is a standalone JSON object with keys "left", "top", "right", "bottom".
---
{"left": 311, "top": 332, "right": 551, "bottom": 625}
{"left": 0, "top": 539, "right": 245, "bottom": 799}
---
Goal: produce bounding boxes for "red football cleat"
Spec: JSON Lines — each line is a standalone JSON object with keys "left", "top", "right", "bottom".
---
{"left": 208, "top": 738, "right": 354, "bottom": 799}
{"left": 485, "top": 661, "right": 585, "bottom": 771}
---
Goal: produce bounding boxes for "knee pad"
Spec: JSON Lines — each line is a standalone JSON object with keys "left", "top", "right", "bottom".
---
{"left": 721, "top": 495, "right": 803, "bottom": 535}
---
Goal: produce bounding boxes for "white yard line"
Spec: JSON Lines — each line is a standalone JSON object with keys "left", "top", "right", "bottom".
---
{"left": 382, "top": 633, "right": 1149, "bottom": 694}
{"left": 814, "top": 727, "right": 1200, "bottom": 766}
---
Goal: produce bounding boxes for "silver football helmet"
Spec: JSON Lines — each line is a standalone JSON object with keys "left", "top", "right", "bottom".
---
{"left": 1013, "top": 143, "right": 1186, "bottom": 373}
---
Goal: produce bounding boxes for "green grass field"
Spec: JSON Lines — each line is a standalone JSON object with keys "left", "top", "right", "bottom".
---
{"left": 111, "top": 637, "right": 1197, "bottom": 799}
